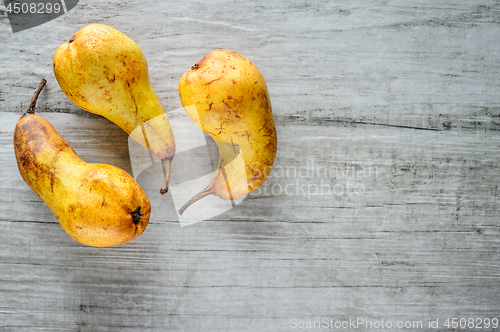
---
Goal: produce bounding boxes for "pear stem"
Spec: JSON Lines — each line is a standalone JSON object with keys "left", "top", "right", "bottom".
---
{"left": 159, "top": 158, "right": 173, "bottom": 195}
{"left": 178, "top": 183, "right": 215, "bottom": 215}
{"left": 26, "top": 79, "right": 47, "bottom": 114}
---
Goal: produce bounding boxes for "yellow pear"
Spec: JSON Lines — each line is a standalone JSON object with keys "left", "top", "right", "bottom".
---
{"left": 177, "top": 50, "right": 277, "bottom": 214}
{"left": 53, "top": 23, "right": 175, "bottom": 194}
{"left": 14, "top": 79, "right": 151, "bottom": 247}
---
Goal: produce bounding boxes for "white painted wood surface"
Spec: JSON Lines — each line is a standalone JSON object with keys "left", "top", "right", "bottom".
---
{"left": 1, "top": 1, "right": 499, "bottom": 331}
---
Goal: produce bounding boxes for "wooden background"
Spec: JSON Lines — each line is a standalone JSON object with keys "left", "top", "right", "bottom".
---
{"left": 1, "top": 0, "right": 499, "bottom": 331}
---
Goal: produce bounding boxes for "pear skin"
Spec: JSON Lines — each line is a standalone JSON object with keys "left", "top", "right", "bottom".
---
{"left": 53, "top": 23, "right": 175, "bottom": 194}
{"left": 14, "top": 79, "right": 151, "bottom": 247}
{"left": 178, "top": 50, "right": 277, "bottom": 214}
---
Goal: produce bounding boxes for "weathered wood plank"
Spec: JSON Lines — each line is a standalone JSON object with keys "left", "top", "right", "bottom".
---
{"left": 0, "top": 0, "right": 499, "bottom": 331}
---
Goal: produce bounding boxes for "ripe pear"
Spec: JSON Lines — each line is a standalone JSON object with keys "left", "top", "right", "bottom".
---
{"left": 177, "top": 50, "right": 277, "bottom": 214}
{"left": 53, "top": 23, "right": 175, "bottom": 194}
{"left": 14, "top": 79, "right": 151, "bottom": 247}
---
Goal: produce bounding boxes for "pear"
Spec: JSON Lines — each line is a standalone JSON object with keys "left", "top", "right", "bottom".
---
{"left": 177, "top": 50, "right": 277, "bottom": 214}
{"left": 14, "top": 79, "right": 151, "bottom": 247}
{"left": 53, "top": 23, "right": 175, "bottom": 194}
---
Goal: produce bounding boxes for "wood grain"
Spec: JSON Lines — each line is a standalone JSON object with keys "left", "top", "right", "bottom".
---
{"left": 0, "top": 0, "right": 499, "bottom": 331}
